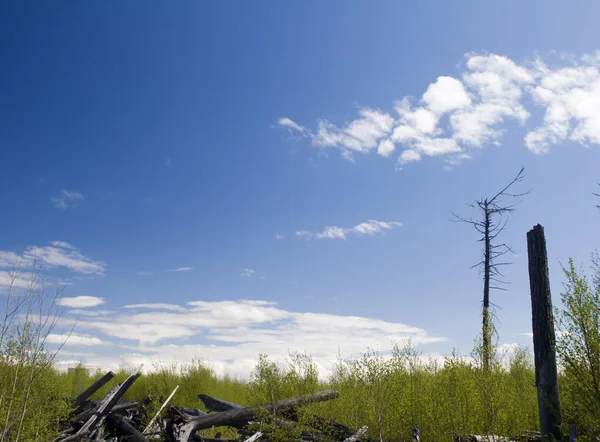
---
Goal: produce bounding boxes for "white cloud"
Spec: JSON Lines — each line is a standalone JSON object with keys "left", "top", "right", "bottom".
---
{"left": 278, "top": 117, "right": 306, "bottom": 133}
{"left": 58, "top": 296, "right": 105, "bottom": 308}
{"left": 0, "top": 242, "right": 105, "bottom": 290}
{"left": 55, "top": 298, "right": 446, "bottom": 379}
{"left": 46, "top": 333, "right": 103, "bottom": 346}
{"left": 525, "top": 60, "right": 600, "bottom": 153}
{"left": 295, "top": 219, "right": 402, "bottom": 241}
{"left": 278, "top": 50, "right": 600, "bottom": 166}
{"left": 22, "top": 243, "right": 106, "bottom": 275}
{"left": 68, "top": 309, "right": 114, "bottom": 317}
{"left": 166, "top": 267, "right": 193, "bottom": 272}
{"left": 239, "top": 268, "right": 256, "bottom": 277}
{"left": 50, "top": 189, "right": 84, "bottom": 209}
{"left": 422, "top": 76, "right": 472, "bottom": 114}
{"left": 398, "top": 149, "right": 421, "bottom": 165}
{"left": 122, "top": 303, "right": 186, "bottom": 312}
{"left": 0, "top": 270, "right": 41, "bottom": 289}
{"left": 50, "top": 241, "right": 76, "bottom": 250}
{"left": 311, "top": 108, "right": 395, "bottom": 159}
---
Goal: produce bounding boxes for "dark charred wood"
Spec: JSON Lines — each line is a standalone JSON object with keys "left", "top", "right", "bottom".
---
{"left": 59, "top": 372, "right": 142, "bottom": 441}
{"left": 198, "top": 394, "right": 243, "bottom": 412}
{"left": 69, "top": 401, "right": 139, "bottom": 424}
{"left": 74, "top": 371, "right": 115, "bottom": 407}
{"left": 527, "top": 225, "right": 562, "bottom": 442}
{"left": 105, "top": 414, "right": 148, "bottom": 442}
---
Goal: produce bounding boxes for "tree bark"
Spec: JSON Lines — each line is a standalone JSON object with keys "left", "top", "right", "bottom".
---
{"left": 527, "top": 224, "right": 562, "bottom": 441}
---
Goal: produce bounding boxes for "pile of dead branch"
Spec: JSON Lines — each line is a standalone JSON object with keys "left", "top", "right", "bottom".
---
{"left": 53, "top": 370, "right": 371, "bottom": 442}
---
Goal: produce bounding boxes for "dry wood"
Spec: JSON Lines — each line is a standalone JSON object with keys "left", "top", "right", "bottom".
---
{"left": 199, "top": 393, "right": 355, "bottom": 440}
{"left": 177, "top": 390, "right": 339, "bottom": 442}
{"left": 144, "top": 385, "right": 180, "bottom": 434}
{"left": 243, "top": 432, "right": 263, "bottom": 442}
{"left": 106, "top": 414, "right": 148, "bottom": 442}
{"left": 343, "top": 426, "right": 368, "bottom": 442}
{"left": 59, "top": 371, "right": 141, "bottom": 441}
{"left": 74, "top": 371, "right": 115, "bottom": 407}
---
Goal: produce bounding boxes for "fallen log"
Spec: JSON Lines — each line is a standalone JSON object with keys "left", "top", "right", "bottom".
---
{"left": 198, "top": 394, "right": 243, "bottom": 412}
{"left": 177, "top": 390, "right": 339, "bottom": 442}
{"left": 199, "top": 393, "right": 342, "bottom": 440}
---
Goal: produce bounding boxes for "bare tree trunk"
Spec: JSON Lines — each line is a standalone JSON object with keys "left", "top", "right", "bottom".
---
{"left": 482, "top": 200, "right": 491, "bottom": 372}
{"left": 527, "top": 224, "right": 562, "bottom": 441}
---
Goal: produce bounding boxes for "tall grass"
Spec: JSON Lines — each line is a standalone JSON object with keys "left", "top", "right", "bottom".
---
{"left": 3, "top": 342, "right": 600, "bottom": 441}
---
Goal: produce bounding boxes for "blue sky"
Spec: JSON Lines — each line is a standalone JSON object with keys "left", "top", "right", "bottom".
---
{"left": 1, "top": 1, "right": 600, "bottom": 376}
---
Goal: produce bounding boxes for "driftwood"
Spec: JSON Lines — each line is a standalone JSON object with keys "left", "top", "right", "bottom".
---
{"left": 177, "top": 390, "right": 339, "bottom": 441}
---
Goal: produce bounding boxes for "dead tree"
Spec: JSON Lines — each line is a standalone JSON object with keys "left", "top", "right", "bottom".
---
{"left": 527, "top": 224, "right": 562, "bottom": 441}
{"left": 453, "top": 166, "right": 529, "bottom": 371}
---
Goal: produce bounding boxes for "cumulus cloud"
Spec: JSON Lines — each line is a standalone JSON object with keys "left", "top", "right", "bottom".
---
{"left": 296, "top": 219, "right": 402, "bottom": 240}
{"left": 52, "top": 298, "right": 446, "bottom": 379}
{"left": 58, "top": 296, "right": 105, "bottom": 308}
{"left": 50, "top": 189, "right": 84, "bottom": 209}
{"left": 278, "top": 50, "right": 600, "bottom": 166}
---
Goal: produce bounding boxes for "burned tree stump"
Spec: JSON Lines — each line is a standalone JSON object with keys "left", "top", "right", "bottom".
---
{"left": 527, "top": 224, "right": 562, "bottom": 441}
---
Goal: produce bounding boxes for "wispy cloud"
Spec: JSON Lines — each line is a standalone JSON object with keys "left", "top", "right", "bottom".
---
{"left": 52, "top": 298, "right": 446, "bottom": 379}
{"left": 47, "top": 333, "right": 103, "bottom": 346}
{"left": 295, "top": 219, "right": 402, "bottom": 240}
{"left": 68, "top": 309, "right": 114, "bottom": 317}
{"left": 239, "top": 268, "right": 256, "bottom": 277}
{"left": 58, "top": 296, "right": 106, "bottom": 308}
{"left": 278, "top": 117, "right": 307, "bottom": 133}
{"left": 122, "top": 303, "right": 186, "bottom": 312}
{"left": 278, "top": 51, "right": 600, "bottom": 166}
{"left": 275, "top": 233, "right": 286, "bottom": 240}
{"left": 0, "top": 242, "right": 106, "bottom": 283}
{"left": 50, "top": 189, "right": 84, "bottom": 209}
{"left": 166, "top": 267, "right": 193, "bottom": 272}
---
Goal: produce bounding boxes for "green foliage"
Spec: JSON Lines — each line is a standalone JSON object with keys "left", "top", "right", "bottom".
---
{"left": 556, "top": 255, "right": 600, "bottom": 438}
